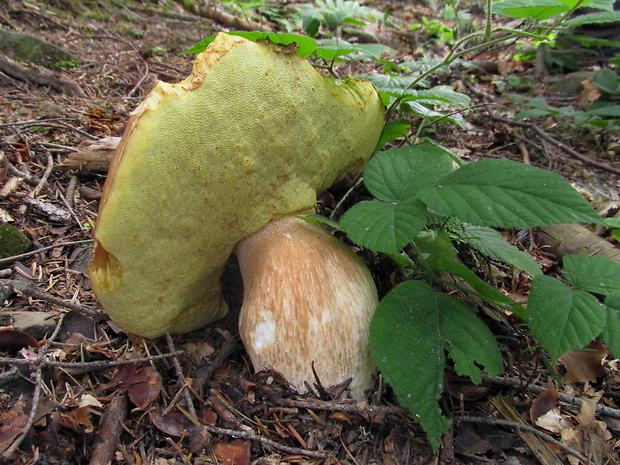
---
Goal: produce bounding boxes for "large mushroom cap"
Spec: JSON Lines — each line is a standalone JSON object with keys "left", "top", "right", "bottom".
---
{"left": 89, "top": 32, "right": 384, "bottom": 338}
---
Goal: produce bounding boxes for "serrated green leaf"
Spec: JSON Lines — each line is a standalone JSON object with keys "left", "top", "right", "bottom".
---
{"left": 419, "top": 159, "right": 602, "bottom": 228}
{"left": 341, "top": 199, "right": 426, "bottom": 253}
{"left": 602, "top": 292, "right": 620, "bottom": 358}
{"left": 528, "top": 275, "right": 606, "bottom": 361}
{"left": 458, "top": 225, "right": 542, "bottom": 276}
{"left": 493, "top": 0, "right": 595, "bottom": 19}
{"left": 364, "top": 146, "right": 455, "bottom": 201}
{"left": 564, "top": 10, "right": 620, "bottom": 27}
{"left": 415, "top": 231, "right": 515, "bottom": 305}
{"left": 514, "top": 109, "right": 557, "bottom": 120}
{"left": 370, "top": 280, "right": 502, "bottom": 451}
{"left": 375, "top": 120, "right": 410, "bottom": 149}
{"left": 355, "top": 72, "right": 417, "bottom": 90}
{"left": 563, "top": 255, "right": 620, "bottom": 295}
{"left": 315, "top": 40, "right": 392, "bottom": 61}
{"left": 379, "top": 86, "right": 470, "bottom": 107}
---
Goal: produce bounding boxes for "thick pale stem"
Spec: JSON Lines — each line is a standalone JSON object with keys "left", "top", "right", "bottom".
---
{"left": 235, "top": 216, "right": 378, "bottom": 400}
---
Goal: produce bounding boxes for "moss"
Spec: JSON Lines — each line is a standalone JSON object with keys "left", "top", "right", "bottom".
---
{"left": 0, "top": 29, "right": 80, "bottom": 69}
{"left": 0, "top": 224, "right": 31, "bottom": 260}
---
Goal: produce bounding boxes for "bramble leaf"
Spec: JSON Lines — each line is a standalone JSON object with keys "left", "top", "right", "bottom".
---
{"left": 363, "top": 145, "right": 454, "bottom": 201}
{"left": 563, "top": 255, "right": 620, "bottom": 296}
{"left": 458, "top": 225, "right": 542, "bottom": 276}
{"left": 341, "top": 199, "right": 426, "bottom": 253}
{"left": 602, "top": 293, "right": 620, "bottom": 358}
{"left": 527, "top": 275, "right": 606, "bottom": 361}
{"left": 419, "top": 159, "right": 602, "bottom": 228}
{"left": 370, "top": 280, "right": 502, "bottom": 451}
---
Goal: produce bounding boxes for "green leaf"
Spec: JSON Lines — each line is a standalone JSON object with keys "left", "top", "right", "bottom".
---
{"left": 355, "top": 72, "right": 417, "bottom": 90}
{"left": 316, "top": 39, "right": 392, "bottom": 61}
{"left": 363, "top": 146, "right": 455, "bottom": 201}
{"left": 370, "top": 280, "right": 502, "bottom": 451}
{"left": 379, "top": 86, "right": 470, "bottom": 107}
{"left": 375, "top": 120, "right": 410, "bottom": 149}
{"left": 341, "top": 199, "right": 426, "bottom": 253}
{"left": 419, "top": 159, "right": 602, "bottom": 228}
{"left": 563, "top": 255, "right": 620, "bottom": 296}
{"left": 602, "top": 292, "right": 620, "bottom": 358}
{"left": 493, "top": 0, "right": 595, "bottom": 19}
{"left": 527, "top": 275, "right": 606, "bottom": 361}
{"left": 183, "top": 32, "right": 317, "bottom": 57}
{"left": 415, "top": 231, "right": 515, "bottom": 305}
{"left": 458, "top": 225, "right": 542, "bottom": 276}
{"left": 564, "top": 10, "right": 620, "bottom": 27}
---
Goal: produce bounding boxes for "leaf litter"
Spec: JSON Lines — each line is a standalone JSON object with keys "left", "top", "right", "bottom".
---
{"left": 1, "top": 0, "right": 619, "bottom": 463}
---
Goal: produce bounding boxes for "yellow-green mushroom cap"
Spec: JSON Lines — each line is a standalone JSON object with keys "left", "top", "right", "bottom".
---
{"left": 88, "top": 32, "right": 384, "bottom": 338}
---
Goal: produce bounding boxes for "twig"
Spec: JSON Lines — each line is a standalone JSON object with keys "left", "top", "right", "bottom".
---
{"left": 0, "top": 351, "right": 185, "bottom": 370}
{"left": 200, "top": 423, "right": 327, "bottom": 459}
{"left": 89, "top": 392, "right": 128, "bottom": 465}
{"left": 275, "top": 397, "right": 409, "bottom": 417}
{"left": 483, "top": 375, "right": 620, "bottom": 420}
{"left": 455, "top": 415, "right": 588, "bottom": 463}
{"left": 0, "top": 239, "right": 92, "bottom": 266}
{"left": 165, "top": 334, "right": 197, "bottom": 418}
{"left": 2, "top": 314, "right": 66, "bottom": 459}
{"left": 30, "top": 151, "right": 54, "bottom": 198}
{"left": 9, "top": 283, "right": 103, "bottom": 320}
{"left": 194, "top": 330, "right": 237, "bottom": 387}
{"left": 487, "top": 110, "right": 620, "bottom": 175}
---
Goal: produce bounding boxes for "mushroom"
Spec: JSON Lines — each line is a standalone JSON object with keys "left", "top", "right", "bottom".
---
{"left": 235, "top": 215, "right": 378, "bottom": 399}
{"left": 88, "top": 32, "right": 384, "bottom": 395}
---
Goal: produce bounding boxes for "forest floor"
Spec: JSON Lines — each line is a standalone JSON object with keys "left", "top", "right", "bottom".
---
{"left": 1, "top": 0, "right": 619, "bottom": 464}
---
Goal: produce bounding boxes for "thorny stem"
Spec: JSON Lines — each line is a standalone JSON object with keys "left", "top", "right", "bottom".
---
{"left": 484, "top": 0, "right": 492, "bottom": 39}
{"left": 384, "top": 15, "right": 564, "bottom": 121}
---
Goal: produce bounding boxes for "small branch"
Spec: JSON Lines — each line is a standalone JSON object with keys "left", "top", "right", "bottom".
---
{"left": 0, "top": 351, "right": 185, "bottom": 370}
{"left": 0, "top": 239, "right": 92, "bottom": 266}
{"left": 165, "top": 333, "right": 197, "bottom": 418}
{"left": 194, "top": 330, "right": 237, "bottom": 387}
{"left": 30, "top": 151, "right": 54, "bottom": 198}
{"left": 200, "top": 423, "right": 326, "bottom": 459}
{"left": 9, "top": 282, "right": 103, "bottom": 320}
{"left": 488, "top": 111, "right": 620, "bottom": 175}
{"left": 483, "top": 375, "right": 620, "bottom": 420}
{"left": 455, "top": 415, "right": 588, "bottom": 463}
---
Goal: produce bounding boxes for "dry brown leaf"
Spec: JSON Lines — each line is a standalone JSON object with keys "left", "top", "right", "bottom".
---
{"left": 213, "top": 439, "right": 250, "bottom": 465}
{"left": 575, "top": 79, "right": 601, "bottom": 107}
{"left": 560, "top": 341, "right": 607, "bottom": 383}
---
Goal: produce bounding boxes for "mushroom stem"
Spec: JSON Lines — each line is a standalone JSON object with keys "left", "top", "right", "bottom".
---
{"left": 234, "top": 216, "right": 378, "bottom": 400}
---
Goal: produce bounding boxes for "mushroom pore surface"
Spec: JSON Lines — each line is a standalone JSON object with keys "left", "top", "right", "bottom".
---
{"left": 88, "top": 33, "right": 384, "bottom": 338}
{"left": 235, "top": 216, "right": 378, "bottom": 400}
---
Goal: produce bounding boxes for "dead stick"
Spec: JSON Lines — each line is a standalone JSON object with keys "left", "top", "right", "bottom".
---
{"left": 90, "top": 392, "right": 128, "bottom": 465}
{"left": 488, "top": 111, "right": 620, "bottom": 175}
{"left": 0, "top": 239, "right": 92, "bottom": 266}
{"left": 456, "top": 415, "right": 588, "bottom": 462}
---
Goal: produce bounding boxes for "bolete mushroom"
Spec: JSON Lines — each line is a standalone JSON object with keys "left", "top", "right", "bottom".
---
{"left": 88, "top": 32, "right": 384, "bottom": 396}
{"left": 235, "top": 215, "right": 378, "bottom": 399}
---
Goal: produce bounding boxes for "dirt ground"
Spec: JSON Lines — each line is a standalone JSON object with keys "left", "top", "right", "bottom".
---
{"left": 1, "top": 0, "right": 619, "bottom": 464}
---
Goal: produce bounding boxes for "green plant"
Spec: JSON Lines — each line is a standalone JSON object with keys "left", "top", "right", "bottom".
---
{"left": 327, "top": 143, "right": 615, "bottom": 449}
{"left": 298, "top": 0, "right": 385, "bottom": 37}
{"left": 507, "top": 68, "right": 620, "bottom": 130}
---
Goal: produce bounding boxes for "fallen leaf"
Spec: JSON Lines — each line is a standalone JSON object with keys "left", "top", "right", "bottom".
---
{"left": 149, "top": 407, "right": 193, "bottom": 437}
{"left": 0, "top": 328, "right": 39, "bottom": 351}
{"left": 213, "top": 439, "right": 250, "bottom": 465}
{"left": 560, "top": 341, "right": 607, "bottom": 383}
{"left": 530, "top": 390, "right": 572, "bottom": 434}
{"left": 445, "top": 372, "right": 489, "bottom": 401}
